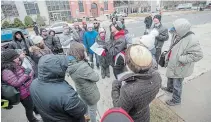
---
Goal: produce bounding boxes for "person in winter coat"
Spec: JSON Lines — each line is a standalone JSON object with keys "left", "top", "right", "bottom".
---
{"left": 82, "top": 21, "right": 88, "bottom": 31}
{"left": 103, "top": 21, "right": 127, "bottom": 79}
{"left": 96, "top": 27, "right": 110, "bottom": 79}
{"left": 83, "top": 24, "right": 99, "bottom": 69}
{"left": 124, "top": 29, "right": 132, "bottom": 48}
{"left": 74, "top": 22, "right": 84, "bottom": 43}
{"left": 40, "top": 28, "right": 62, "bottom": 54}
{"left": 29, "top": 36, "right": 52, "bottom": 77}
{"left": 162, "top": 18, "right": 203, "bottom": 106}
{"left": 111, "top": 45, "right": 161, "bottom": 122}
{"left": 59, "top": 24, "right": 80, "bottom": 55}
{"left": 33, "top": 22, "right": 39, "bottom": 36}
{"left": 48, "top": 30, "right": 60, "bottom": 42}
{"left": 153, "top": 15, "right": 169, "bottom": 67}
{"left": 109, "top": 17, "right": 118, "bottom": 39}
{"left": 93, "top": 19, "right": 100, "bottom": 32}
{"left": 1, "top": 49, "right": 39, "bottom": 122}
{"left": 118, "top": 16, "right": 126, "bottom": 30}
{"left": 30, "top": 54, "right": 87, "bottom": 122}
{"left": 66, "top": 42, "right": 100, "bottom": 122}
{"left": 9, "top": 31, "right": 34, "bottom": 56}
{"left": 144, "top": 14, "right": 153, "bottom": 34}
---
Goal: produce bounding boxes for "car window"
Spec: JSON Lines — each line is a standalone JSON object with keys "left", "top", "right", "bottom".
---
{"left": 51, "top": 23, "right": 65, "bottom": 28}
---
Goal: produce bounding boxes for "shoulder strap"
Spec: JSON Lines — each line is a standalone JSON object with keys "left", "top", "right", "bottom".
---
{"left": 166, "top": 31, "right": 194, "bottom": 54}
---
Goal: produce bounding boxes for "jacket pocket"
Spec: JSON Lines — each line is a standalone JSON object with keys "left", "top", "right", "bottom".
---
{"left": 174, "top": 62, "right": 191, "bottom": 77}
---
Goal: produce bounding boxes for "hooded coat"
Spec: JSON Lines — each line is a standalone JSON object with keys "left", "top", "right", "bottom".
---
{"left": 83, "top": 30, "right": 98, "bottom": 54}
{"left": 9, "top": 31, "right": 34, "bottom": 56}
{"left": 112, "top": 70, "right": 161, "bottom": 122}
{"left": 67, "top": 59, "right": 100, "bottom": 105}
{"left": 30, "top": 55, "right": 87, "bottom": 122}
{"left": 166, "top": 19, "right": 203, "bottom": 78}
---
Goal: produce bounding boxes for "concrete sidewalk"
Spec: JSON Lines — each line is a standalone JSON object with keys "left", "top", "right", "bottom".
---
{"left": 159, "top": 71, "right": 211, "bottom": 122}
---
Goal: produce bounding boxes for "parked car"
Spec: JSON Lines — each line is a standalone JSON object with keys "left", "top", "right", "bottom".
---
{"left": 1, "top": 28, "right": 30, "bottom": 49}
{"left": 46, "top": 21, "right": 73, "bottom": 34}
{"left": 116, "top": 12, "right": 128, "bottom": 17}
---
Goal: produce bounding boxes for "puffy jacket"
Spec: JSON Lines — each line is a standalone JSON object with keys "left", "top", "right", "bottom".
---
{"left": 112, "top": 70, "right": 161, "bottom": 122}
{"left": 67, "top": 58, "right": 100, "bottom": 105}
{"left": 166, "top": 19, "right": 203, "bottom": 78}
{"left": 153, "top": 24, "right": 169, "bottom": 49}
{"left": 105, "top": 30, "right": 127, "bottom": 66}
{"left": 83, "top": 31, "right": 98, "bottom": 54}
{"left": 30, "top": 55, "right": 87, "bottom": 122}
{"left": 43, "top": 35, "right": 62, "bottom": 54}
{"left": 9, "top": 31, "right": 34, "bottom": 56}
{"left": 2, "top": 65, "right": 34, "bottom": 100}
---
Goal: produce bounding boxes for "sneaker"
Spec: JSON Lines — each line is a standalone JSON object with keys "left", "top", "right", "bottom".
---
{"left": 166, "top": 100, "right": 180, "bottom": 106}
{"left": 161, "top": 87, "right": 173, "bottom": 93}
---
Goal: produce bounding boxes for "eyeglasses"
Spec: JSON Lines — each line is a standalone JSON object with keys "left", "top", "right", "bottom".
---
{"left": 94, "top": 23, "right": 98, "bottom": 24}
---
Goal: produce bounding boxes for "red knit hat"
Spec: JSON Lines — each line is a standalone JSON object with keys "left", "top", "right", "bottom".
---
{"left": 82, "top": 21, "right": 87, "bottom": 25}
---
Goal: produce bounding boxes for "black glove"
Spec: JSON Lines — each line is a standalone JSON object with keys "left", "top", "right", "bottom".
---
{"left": 24, "top": 68, "right": 31, "bottom": 75}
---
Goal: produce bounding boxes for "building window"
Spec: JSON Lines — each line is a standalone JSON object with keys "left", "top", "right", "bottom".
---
{"left": 1, "top": 2, "right": 19, "bottom": 17}
{"left": 104, "top": 0, "right": 108, "bottom": 10}
{"left": 78, "top": 0, "right": 84, "bottom": 12}
{"left": 24, "top": 2, "right": 40, "bottom": 15}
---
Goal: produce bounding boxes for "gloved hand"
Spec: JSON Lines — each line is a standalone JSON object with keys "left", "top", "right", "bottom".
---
{"left": 24, "top": 68, "right": 31, "bottom": 75}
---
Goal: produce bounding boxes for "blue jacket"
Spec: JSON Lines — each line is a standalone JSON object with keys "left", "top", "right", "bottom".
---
{"left": 83, "top": 31, "right": 98, "bottom": 54}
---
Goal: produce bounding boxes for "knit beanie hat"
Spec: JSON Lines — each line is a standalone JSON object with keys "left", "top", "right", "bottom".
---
{"left": 140, "top": 29, "right": 159, "bottom": 50}
{"left": 1, "top": 49, "right": 20, "bottom": 63}
{"left": 113, "top": 21, "right": 123, "bottom": 31}
{"left": 153, "top": 14, "right": 161, "bottom": 22}
{"left": 126, "top": 44, "right": 152, "bottom": 73}
{"left": 87, "top": 23, "right": 94, "bottom": 28}
{"left": 32, "top": 36, "right": 43, "bottom": 45}
{"left": 99, "top": 27, "right": 106, "bottom": 34}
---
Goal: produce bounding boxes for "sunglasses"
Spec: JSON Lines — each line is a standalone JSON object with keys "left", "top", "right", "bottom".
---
{"left": 94, "top": 23, "right": 98, "bottom": 24}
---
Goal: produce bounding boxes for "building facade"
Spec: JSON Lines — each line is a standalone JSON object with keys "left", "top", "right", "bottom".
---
{"left": 1, "top": 0, "right": 114, "bottom": 25}
{"left": 69, "top": 0, "right": 114, "bottom": 18}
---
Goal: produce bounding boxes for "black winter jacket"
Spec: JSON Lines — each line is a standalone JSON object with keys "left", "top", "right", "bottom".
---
{"left": 30, "top": 55, "right": 87, "bottom": 122}
{"left": 153, "top": 24, "right": 169, "bottom": 49}
{"left": 144, "top": 16, "right": 153, "bottom": 29}
{"left": 43, "top": 35, "right": 62, "bottom": 54}
{"left": 112, "top": 70, "right": 161, "bottom": 122}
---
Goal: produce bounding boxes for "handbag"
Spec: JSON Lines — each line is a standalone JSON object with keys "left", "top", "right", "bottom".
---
{"left": 159, "top": 31, "right": 194, "bottom": 67}
{"left": 1, "top": 81, "right": 20, "bottom": 105}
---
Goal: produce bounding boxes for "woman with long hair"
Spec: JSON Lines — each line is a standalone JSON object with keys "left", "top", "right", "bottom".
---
{"left": 1, "top": 49, "right": 39, "bottom": 122}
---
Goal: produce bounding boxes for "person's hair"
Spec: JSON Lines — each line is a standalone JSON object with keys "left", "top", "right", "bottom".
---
{"left": 68, "top": 42, "right": 85, "bottom": 61}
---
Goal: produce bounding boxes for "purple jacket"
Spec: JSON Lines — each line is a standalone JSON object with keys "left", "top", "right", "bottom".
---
{"left": 2, "top": 66, "right": 34, "bottom": 100}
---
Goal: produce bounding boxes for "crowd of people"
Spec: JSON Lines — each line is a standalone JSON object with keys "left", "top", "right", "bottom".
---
{"left": 1, "top": 14, "right": 203, "bottom": 122}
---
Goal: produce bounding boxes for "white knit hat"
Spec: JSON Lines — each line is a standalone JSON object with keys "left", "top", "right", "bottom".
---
{"left": 87, "top": 23, "right": 94, "bottom": 28}
{"left": 32, "top": 36, "right": 43, "bottom": 45}
{"left": 99, "top": 27, "right": 106, "bottom": 33}
{"left": 140, "top": 29, "right": 158, "bottom": 50}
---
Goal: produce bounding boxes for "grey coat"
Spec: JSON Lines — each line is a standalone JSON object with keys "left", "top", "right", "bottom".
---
{"left": 30, "top": 55, "right": 87, "bottom": 122}
{"left": 43, "top": 35, "right": 62, "bottom": 54}
{"left": 67, "top": 59, "right": 100, "bottom": 106}
{"left": 112, "top": 70, "right": 161, "bottom": 122}
{"left": 166, "top": 19, "right": 203, "bottom": 78}
{"left": 153, "top": 24, "right": 169, "bottom": 49}
{"left": 59, "top": 29, "right": 80, "bottom": 48}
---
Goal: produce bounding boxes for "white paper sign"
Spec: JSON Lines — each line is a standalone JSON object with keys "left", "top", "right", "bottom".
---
{"left": 90, "top": 42, "right": 105, "bottom": 56}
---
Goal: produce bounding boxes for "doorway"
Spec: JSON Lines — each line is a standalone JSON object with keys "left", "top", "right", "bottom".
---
{"left": 90, "top": 3, "right": 98, "bottom": 17}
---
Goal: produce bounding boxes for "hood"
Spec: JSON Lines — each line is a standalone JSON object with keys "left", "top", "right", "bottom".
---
{"left": 13, "top": 31, "right": 25, "bottom": 41}
{"left": 114, "top": 30, "right": 125, "bottom": 40}
{"left": 173, "top": 18, "right": 191, "bottom": 37}
{"left": 67, "top": 58, "right": 84, "bottom": 75}
{"left": 38, "top": 54, "right": 68, "bottom": 82}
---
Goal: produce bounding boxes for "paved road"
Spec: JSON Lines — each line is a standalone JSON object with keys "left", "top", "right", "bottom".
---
{"left": 2, "top": 11, "right": 211, "bottom": 122}
{"left": 125, "top": 11, "right": 211, "bottom": 38}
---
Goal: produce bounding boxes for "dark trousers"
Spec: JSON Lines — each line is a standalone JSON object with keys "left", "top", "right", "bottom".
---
{"left": 155, "top": 48, "right": 162, "bottom": 68}
{"left": 167, "top": 78, "right": 184, "bottom": 103}
{"left": 21, "top": 96, "right": 37, "bottom": 122}
{"left": 89, "top": 54, "right": 99, "bottom": 67}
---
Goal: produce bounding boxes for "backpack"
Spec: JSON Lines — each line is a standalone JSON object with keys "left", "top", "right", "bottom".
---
{"left": 101, "top": 108, "right": 134, "bottom": 122}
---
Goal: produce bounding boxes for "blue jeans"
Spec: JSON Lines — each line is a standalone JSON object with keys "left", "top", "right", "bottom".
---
{"left": 87, "top": 104, "right": 97, "bottom": 122}
{"left": 167, "top": 78, "right": 184, "bottom": 103}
